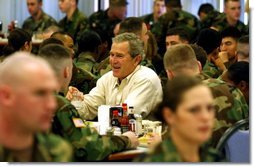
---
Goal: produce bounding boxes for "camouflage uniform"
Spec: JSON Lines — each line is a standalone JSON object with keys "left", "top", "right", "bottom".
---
{"left": 22, "top": 11, "right": 57, "bottom": 34}
{"left": 88, "top": 9, "right": 121, "bottom": 45}
{"left": 140, "top": 59, "right": 157, "bottom": 73}
{"left": 199, "top": 74, "right": 249, "bottom": 147}
{"left": 58, "top": 9, "right": 88, "bottom": 42}
{"left": 52, "top": 93, "right": 132, "bottom": 161}
{"left": 202, "top": 61, "right": 222, "bottom": 79}
{"left": 200, "top": 10, "right": 222, "bottom": 29}
{"left": 75, "top": 52, "right": 98, "bottom": 75}
{"left": 0, "top": 133, "right": 73, "bottom": 162}
{"left": 93, "top": 56, "right": 111, "bottom": 77}
{"left": 152, "top": 9, "right": 200, "bottom": 55}
{"left": 69, "top": 63, "right": 97, "bottom": 94}
{"left": 134, "top": 136, "right": 224, "bottom": 162}
{"left": 202, "top": 58, "right": 237, "bottom": 79}
{"left": 211, "top": 13, "right": 248, "bottom": 35}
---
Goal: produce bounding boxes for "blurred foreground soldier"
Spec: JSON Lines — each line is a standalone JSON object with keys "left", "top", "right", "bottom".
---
{"left": 135, "top": 76, "right": 224, "bottom": 162}
{"left": 39, "top": 44, "right": 138, "bottom": 161}
{"left": 162, "top": 44, "right": 248, "bottom": 147}
{"left": 58, "top": 0, "right": 88, "bottom": 42}
{"left": 88, "top": 0, "right": 128, "bottom": 47}
{"left": 0, "top": 52, "right": 72, "bottom": 162}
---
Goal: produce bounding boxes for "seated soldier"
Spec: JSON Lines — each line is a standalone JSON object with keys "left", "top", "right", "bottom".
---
{"left": 75, "top": 30, "right": 102, "bottom": 75}
{"left": 38, "top": 44, "right": 139, "bottom": 161}
{"left": 51, "top": 31, "right": 97, "bottom": 94}
{"left": 221, "top": 61, "right": 249, "bottom": 105}
{"left": 163, "top": 44, "right": 248, "bottom": 147}
{"left": 0, "top": 52, "right": 72, "bottom": 162}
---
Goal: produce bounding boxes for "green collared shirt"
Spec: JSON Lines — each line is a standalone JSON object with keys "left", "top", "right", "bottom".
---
{"left": 58, "top": 8, "right": 88, "bottom": 42}
{"left": 22, "top": 10, "right": 57, "bottom": 34}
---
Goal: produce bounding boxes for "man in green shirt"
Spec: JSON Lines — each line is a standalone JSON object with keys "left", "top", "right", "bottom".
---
{"left": 22, "top": 0, "right": 57, "bottom": 34}
{"left": 58, "top": 0, "right": 88, "bottom": 43}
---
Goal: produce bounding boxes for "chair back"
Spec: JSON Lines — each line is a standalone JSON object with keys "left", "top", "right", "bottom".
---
{"left": 216, "top": 119, "right": 249, "bottom": 163}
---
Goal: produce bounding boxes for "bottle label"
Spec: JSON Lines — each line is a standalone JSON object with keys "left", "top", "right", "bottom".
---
{"left": 129, "top": 119, "right": 136, "bottom": 132}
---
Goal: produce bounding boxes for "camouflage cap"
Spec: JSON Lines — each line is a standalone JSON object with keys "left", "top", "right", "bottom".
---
{"left": 110, "top": 0, "right": 128, "bottom": 7}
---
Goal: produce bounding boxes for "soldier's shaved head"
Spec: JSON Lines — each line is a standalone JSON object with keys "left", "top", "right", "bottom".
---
{"left": 0, "top": 51, "right": 58, "bottom": 133}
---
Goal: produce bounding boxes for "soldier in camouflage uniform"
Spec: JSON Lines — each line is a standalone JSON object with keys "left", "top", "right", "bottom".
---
{"left": 140, "top": 0, "right": 166, "bottom": 30}
{"left": 0, "top": 52, "right": 72, "bottom": 162}
{"left": 88, "top": 0, "right": 128, "bottom": 48}
{"left": 51, "top": 31, "right": 97, "bottom": 94}
{"left": 39, "top": 44, "right": 139, "bottom": 161}
{"left": 58, "top": 0, "right": 88, "bottom": 43}
{"left": 21, "top": 0, "right": 57, "bottom": 34}
{"left": 75, "top": 30, "right": 102, "bottom": 75}
{"left": 152, "top": 0, "right": 200, "bottom": 55}
{"left": 135, "top": 76, "right": 225, "bottom": 162}
{"left": 210, "top": 0, "right": 248, "bottom": 35}
{"left": 163, "top": 44, "right": 248, "bottom": 147}
{"left": 197, "top": 28, "right": 225, "bottom": 78}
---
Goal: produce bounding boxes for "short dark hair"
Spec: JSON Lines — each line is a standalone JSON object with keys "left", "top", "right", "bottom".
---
{"left": 39, "top": 37, "right": 64, "bottom": 50}
{"left": 39, "top": 44, "right": 71, "bottom": 60}
{"left": 164, "top": 0, "right": 182, "bottom": 8}
{"left": 3, "top": 28, "right": 32, "bottom": 56}
{"left": 227, "top": 61, "right": 249, "bottom": 85}
{"left": 166, "top": 27, "right": 190, "bottom": 42}
{"left": 190, "top": 44, "right": 207, "bottom": 68}
{"left": 38, "top": 44, "right": 72, "bottom": 75}
{"left": 51, "top": 31, "right": 74, "bottom": 40}
{"left": 198, "top": 3, "right": 214, "bottom": 16}
{"left": 119, "top": 17, "right": 143, "bottom": 37}
{"left": 221, "top": 26, "right": 241, "bottom": 40}
{"left": 78, "top": 30, "right": 102, "bottom": 53}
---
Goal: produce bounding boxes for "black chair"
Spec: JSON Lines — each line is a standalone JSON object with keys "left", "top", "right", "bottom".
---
{"left": 216, "top": 119, "right": 249, "bottom": 163}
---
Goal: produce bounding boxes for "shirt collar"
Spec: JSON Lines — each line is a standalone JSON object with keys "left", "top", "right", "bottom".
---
{"left": 113, "top": 65, "right": 141, "bottom": 88}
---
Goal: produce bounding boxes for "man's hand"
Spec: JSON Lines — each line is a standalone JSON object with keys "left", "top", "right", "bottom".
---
{"left": 122, "top": 131, "right": 139, "bottom": 149}
{"left": 66, "top": 86, "right": 84, "bottom": 101}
